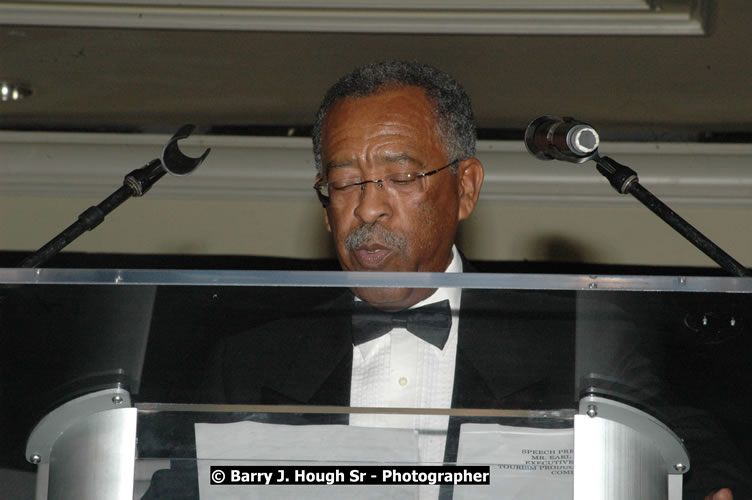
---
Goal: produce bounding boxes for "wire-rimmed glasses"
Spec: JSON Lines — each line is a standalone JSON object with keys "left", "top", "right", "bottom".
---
{"left": 314, "top": 159, "right": 460, "bottom": 208}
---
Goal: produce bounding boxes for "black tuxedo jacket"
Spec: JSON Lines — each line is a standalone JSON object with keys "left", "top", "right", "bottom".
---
{"left": 199, "top": 287, "right": 583, "bottom": 411}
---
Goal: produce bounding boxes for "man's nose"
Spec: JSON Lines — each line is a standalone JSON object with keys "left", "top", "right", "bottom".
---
{"left": 353, "top": 181, "right": 391, "bottom": 223}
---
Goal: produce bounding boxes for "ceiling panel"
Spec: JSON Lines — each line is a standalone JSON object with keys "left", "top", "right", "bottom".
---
{"left": 0, "top": 0, "right": 749, "bottom": 142}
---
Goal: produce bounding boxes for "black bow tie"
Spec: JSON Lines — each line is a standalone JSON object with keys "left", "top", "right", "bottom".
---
{"left": 351, "top": 299, "right": 452, "bottom": 350}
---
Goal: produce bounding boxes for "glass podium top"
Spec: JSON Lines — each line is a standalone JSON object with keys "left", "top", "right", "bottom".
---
{"left": 1, "top": 266, "right": 749, "bottom": 291}
{"left": 2, "top": 268, "right": 749, "bottom": 413}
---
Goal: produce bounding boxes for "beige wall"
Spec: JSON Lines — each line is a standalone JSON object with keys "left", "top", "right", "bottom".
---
{"left": 460, "top": 201, "right": 752, "bottom": 267}
{"left": 2, "top": 132, "right": 750, "bottom": 268}
{"left": 3, "top": 194, "right": 750, "bottom": 268}
{"left": 0, "top": 197, "right": 333, "bottom": 258}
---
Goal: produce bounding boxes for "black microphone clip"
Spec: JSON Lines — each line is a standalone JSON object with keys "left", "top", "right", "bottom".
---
{"left": 524, "top": 115, "right": 600, "bottom": 164}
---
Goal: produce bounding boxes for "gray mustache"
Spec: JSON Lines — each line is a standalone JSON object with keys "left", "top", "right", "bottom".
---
{"left": 344, "top": 224, "right": 408, "bottom": 251}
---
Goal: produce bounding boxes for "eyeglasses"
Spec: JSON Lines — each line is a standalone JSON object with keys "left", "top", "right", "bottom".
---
{"left": 314, "top": 159, "right": 460, "bottom": 208}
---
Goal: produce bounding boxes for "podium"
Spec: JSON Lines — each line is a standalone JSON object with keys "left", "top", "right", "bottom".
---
{"left": 1, "top": 269, "right": 749, "bottom": 499}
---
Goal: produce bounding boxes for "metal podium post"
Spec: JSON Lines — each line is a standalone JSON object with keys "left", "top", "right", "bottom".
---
{"left": 26, "top": 388, "right": 136, "bottom": 500}
{"left": 574, "top": 395, "right": 689, "bottom": 500}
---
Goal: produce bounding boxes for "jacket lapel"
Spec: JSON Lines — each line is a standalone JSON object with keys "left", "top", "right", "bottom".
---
{"left": 261, "top": 291, "right": 354, "bottom": 407}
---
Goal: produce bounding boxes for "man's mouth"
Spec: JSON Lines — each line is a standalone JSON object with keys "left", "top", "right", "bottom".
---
{"left": 353, "top": 244, "right": 393, "bottom": 269}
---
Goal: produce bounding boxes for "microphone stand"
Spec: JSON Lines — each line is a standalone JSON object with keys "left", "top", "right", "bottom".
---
{"left": 592, "top": 154, "right": 749, "bottom": 277}
{"left": 19, "top": 125, "right": 210, "bottom": 269}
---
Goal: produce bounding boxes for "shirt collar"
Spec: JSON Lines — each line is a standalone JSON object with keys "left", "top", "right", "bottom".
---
{"left": 353, "top": 245, "right": 462, "bottom": 357}
{"left": 406, "top": 244, "right": 461, "bottom": 310}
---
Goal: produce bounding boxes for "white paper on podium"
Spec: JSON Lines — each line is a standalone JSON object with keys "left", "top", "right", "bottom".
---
{"left": 454, "top": 423, "right": 574, "bottom": 500}
{"left": 195, "top": 421, "right": 419, "bottom": 500}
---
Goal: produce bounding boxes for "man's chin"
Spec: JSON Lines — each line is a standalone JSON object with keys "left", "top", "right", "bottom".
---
{"left": 352, "top": 286, "right": 436, "bottom": 312}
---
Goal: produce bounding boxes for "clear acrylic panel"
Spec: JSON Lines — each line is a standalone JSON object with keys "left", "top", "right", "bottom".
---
{"left": 1, "top": 269, "right": 751, "bottom": 498}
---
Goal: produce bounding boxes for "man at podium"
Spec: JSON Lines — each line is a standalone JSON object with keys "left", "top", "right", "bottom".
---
{"left": 190, "top": 61, "right": 743, "bottom": 500}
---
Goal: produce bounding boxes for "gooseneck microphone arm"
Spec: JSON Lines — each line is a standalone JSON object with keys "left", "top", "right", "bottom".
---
{"left": 19, "top": 124, "right": 210, "bottom": 269}
{"left": 593, "top": 155, "right": 749, "bottom": 277}
{"left": 525, "top": 116, "right": 749, "bottom": 277}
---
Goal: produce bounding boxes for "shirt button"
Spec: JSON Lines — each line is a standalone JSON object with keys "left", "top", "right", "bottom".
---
{"left": 398, "top": 377, "right": 408, "bottom": 387}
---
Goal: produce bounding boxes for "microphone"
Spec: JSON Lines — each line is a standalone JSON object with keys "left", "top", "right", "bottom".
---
{"left": 19, "top": 124, "right": 210, "bottom": 268}
{"left": 522, "top": 115, "right": 749, "bottom": 277}
{"left": 524, "top": 115, "right": 600, "bottom": 163}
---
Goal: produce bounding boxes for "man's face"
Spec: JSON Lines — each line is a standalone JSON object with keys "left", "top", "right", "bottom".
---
{"left": 318, "top": 86, "right": 480, "bottom": 310}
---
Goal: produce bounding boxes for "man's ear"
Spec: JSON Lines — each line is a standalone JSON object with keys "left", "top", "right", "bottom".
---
{"left": 316, "top": 173, "right": 334, "bottom": 233}
{"left": 324, "top": 207, "right": 332, "bottom": 233}
{"left": 456, "top": 158, "right": 484, "bottom": 221}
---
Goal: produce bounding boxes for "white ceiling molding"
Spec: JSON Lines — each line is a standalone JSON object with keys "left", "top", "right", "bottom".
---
{"left": 0, "top": 0, "right": 709, "bottom": 35}
{"left": 2, "top": 130, "right": 751, "bottom": 207}
{"left": 17, "top": 0, "right": 655, "bottom": 8}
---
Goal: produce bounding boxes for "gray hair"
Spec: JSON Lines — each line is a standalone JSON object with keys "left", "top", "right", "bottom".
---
{"left": 312, "top": 61, "right": 476, "bottom": 175}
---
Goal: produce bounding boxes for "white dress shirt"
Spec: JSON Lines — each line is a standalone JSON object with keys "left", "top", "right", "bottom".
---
{"left": 349, "top": 246, "right": 462, "bottom": 476}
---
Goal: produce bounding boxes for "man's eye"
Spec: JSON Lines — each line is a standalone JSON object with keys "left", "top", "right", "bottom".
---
{"left": 389, "top": 173, "right": 417, "bottom": 185}
{"left": 330, "top": 180, "right": 359, "bottom": 191}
